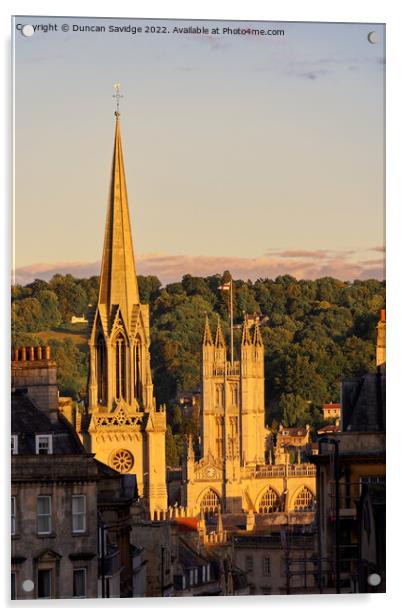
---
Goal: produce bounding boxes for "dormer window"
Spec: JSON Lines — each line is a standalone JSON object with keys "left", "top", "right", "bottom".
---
{"left": 36, "top": 435, "right": 53, "bottom": 455}
{"left": 11, "top": 435, "right": 18, "bottom": 455}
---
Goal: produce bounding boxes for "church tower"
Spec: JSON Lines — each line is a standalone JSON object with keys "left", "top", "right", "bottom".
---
{"left": 84, "top": 108, "right": 167, "bottom": 516}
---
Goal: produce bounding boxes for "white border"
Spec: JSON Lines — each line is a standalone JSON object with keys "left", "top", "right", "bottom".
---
{"left": 2, "top": 1, "right": 401, "bottom": 614}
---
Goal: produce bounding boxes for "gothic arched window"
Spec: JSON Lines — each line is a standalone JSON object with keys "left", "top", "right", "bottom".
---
{"left": 231, "top": 385, "right": 239, "bottom": 406}
{"left": 96, "top": 334, "right": 107, "bottom": 404}
{"left": 199, "top": 489, "right": 221, "bottom": 516}
{"left": 115, "top": 333, "right": 127, "bottom": 401}
{"left": 215, "top": 384, "right": 224, "bottom": 407}
{"left": 134, "top": 336, "right": 142, "bottom": 402}
{"left": 293, "top": 487, "right": 314, "bottom": 512}
{"left": 215, "top": 417, "right": 224, "bottom": 459}
{"left": 258, "top": 487, "right": 280, "bottom": 513}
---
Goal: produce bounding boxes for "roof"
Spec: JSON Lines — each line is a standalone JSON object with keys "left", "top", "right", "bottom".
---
{"left": 317, "top": 424, "right": 341, "bottom": 434}
{"left": 175, "top": 517, "right": 199, "bottom": 533}
{"left": 11, "top": 392, "right": 84, "bottom": 455}
{"left": 323, "top": 403, "right": 341, "bottom": 409}
{"left": 279, "top": 427, "right": 308, "bottom": 437}
{"left": 342, "top": 369, "right": 386, "bottom": 432}
{"left": 178, "top": 538, "right": 209, "bottom": 568}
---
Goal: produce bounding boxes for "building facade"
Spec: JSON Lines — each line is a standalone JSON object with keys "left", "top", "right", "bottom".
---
{"left": 75, "top": 111, "right": 167, "bottom": 517}
{"left": 11, "top": 345, "right": 137, "bottom": 600}
{"left": 311, "top": 311, "right": 386, "bottom": 593}
{"left": 182, "top": 316, "right": 316, "bottom": 516}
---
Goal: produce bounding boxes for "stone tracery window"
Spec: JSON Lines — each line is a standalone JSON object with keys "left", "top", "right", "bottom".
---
{"left": 134, "top": 335, "right": 142, "bottom": 402}
{"left": 258, "top": 487, "right": 280, "bottom": 513}
{"left": 96, "top": 334, "right": 107, "bottom": 404}
{"left": 110, "top": 449, "right": 134, "bottom": 473}
{"left": 293, "top": 487, "right": 314, "bottom": 511}
{"left": 215, "top": 384, "right": 224, "bottom": 407}
{"left": 115, "top": 332, "right": 127, "bottom": 401}
{"left": 199, "top": 489, "right": 221, "bottom": 515}
{"left": 215, "top": 417, "right": 224, "bottom": 459}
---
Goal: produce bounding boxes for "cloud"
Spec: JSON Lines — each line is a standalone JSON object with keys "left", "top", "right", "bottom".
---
{"left": 266, "top": 249, "right": 331, "bottom": 259}
{"left": 13, "top": 249, "right": 385, "bottom": 286}
{"left": 285, "top": 54, "right": 384, "bottom": 80}
{"left": 368, "top": 245, "right": 386, "bottom": 253}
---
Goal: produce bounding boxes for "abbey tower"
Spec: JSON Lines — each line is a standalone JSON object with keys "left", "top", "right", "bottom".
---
{"left": 183, "top": 316, "right": 316, "bottom": 516}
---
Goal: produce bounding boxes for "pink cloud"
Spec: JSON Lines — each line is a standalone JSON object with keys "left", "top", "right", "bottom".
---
{"left": 13, "top": 250, "right": 385, "bottom": 286}
{"left": 266, "top": 249, "right": 331, "bottom": 259}
{"left": 368, "top": 246, "right": 386, "bottom": 253}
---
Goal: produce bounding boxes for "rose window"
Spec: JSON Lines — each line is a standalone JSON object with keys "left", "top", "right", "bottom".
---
{"left": 110, "top": 449, "right": 134, "bottom": 473}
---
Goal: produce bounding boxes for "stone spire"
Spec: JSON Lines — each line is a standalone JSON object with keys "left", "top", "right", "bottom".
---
{"left": 253, "top": 320, "right": 263, "bottom": 347}
{"left": 187, "top": 433, "right": 195, "bottom": 460}
{"left": 98, "top": 112, "right": 140, "bottom": 319}
{"left": 241, "top": 314, "right": 252, "bottom": 345}
{"left": 203, "top": 314, "right": 213, "bottom": 346}
{"left": 214, "top": 316, "right": 226, "bottom": 348}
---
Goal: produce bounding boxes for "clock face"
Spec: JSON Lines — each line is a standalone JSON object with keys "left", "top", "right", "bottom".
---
{"left": 206, "top": 467, "right": 216, "bottom": 478}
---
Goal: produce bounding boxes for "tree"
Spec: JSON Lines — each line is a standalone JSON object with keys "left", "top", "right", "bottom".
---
{"left": 36, "top": 290, "right": 62, "bottom": 329}
{"left": 278, "top": 393, "right": 309, "bottom": 427}
{"left": 137, "top": 275, "right": 162, "bottom": 304}
{"left": 46, "top": 338, "right": 87, "bottom": 399}
{"left": 49, "top": 274, "right": 88, "bottom": 322}
{"left": 12, "top": 297, "right": 42, "bottom": 332}
{"left": 166, "top": 425, "right": 180, "bottom": 467}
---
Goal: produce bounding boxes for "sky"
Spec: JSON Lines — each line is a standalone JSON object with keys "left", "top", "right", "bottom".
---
{"left": 13, "top": 16, "right": 385, "bottom": 285}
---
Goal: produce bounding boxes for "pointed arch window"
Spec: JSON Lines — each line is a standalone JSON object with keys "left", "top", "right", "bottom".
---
{"left": 215, "top": 417, "right": 224, "bottom": 459}
{"left": 96, "top": 335, "right": 107, "bottom": 404}
{"left": 133, "top": 336, "right": 142, "bottom": 402}
{"left": 258, "top": 488, "right": 281, "bottom": 513}
{"left": 199, "top": 489, "right": 221, "bottom": 516}
{"left": 231, "top": 385, "right": 239, "bottom": 406}
{"left": 293, "top": 487, "right": 314, "bottom": 512}
{"left": 115, "top": 333, "right": 127, "bottom": 401}
{"left": 215, "top": 384, "right": 224, "bottom": 407}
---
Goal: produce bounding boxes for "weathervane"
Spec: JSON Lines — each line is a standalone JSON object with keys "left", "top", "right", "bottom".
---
{"left": 113, "top": 83, "right": 123, "bottom": 115}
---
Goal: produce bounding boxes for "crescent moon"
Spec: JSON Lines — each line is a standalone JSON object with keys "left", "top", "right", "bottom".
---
{"left": 367, "top": 31, "right": 379, "bottom": 44}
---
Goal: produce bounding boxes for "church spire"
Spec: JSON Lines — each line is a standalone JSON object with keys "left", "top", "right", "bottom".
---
{"left": 98, "top": 109, "right": 140, "bottom": 318}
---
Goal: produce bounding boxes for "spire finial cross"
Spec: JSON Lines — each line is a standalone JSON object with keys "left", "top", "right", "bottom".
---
{"left": 113, "top": 83, "right": 123, "bottom": 115}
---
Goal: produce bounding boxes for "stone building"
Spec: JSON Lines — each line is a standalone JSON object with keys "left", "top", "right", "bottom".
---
{"left": 182, "top": 316, "right": 316, "bottom": 516}
{"left": 311, "top": 310, "right": 386, "bottom": 593}
{"left": 11, "top": 345, "right": 137, "bottom": 600}
{"left": 72, "top": 111, "right": 167, "bottom": 517}
{"left": 232, "top": 529, "right": 317, "bottom": 595}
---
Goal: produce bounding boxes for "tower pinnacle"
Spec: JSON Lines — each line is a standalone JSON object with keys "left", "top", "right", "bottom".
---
{"left": 241, "top": 314, "right": 252, "bottom": 345}
{"left": 203, "top": 314, "right": 213, "bottom": 346}
{"left": 214, "top": 316, "right": 226, "bottom": 348}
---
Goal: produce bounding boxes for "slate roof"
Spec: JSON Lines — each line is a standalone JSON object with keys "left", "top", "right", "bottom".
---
{"left": 11, "top": 391, "right": 84, "bottom": 455}
{"left": 342, "top": 368, "right": 386, "bottom": 432}
{"left": 178, "top": 539, "right": 209, "bottom": 568}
